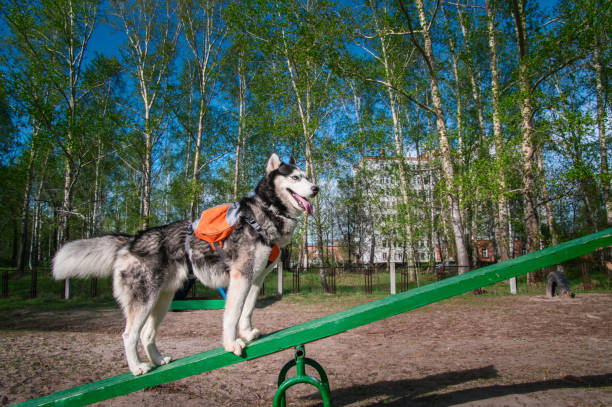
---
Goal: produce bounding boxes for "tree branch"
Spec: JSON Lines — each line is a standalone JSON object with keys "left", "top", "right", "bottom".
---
{"left": 531, "top": 55, "right": 583, "bottom": 91}
{"left": 397, "top": 0, "right": 434, "bottom": 76}
{"left": 364, "top": 77, "right": 435, "bottom": 114}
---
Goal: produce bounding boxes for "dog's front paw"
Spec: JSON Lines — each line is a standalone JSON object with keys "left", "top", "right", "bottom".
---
{"left": 239, "top": 328, "right": 261, "bottom": 342}
{"left": 130, "top": 362, "right": 153, "bottom": 376}
{"left": 224, "top": 338, "right": 246, "bottom": 356}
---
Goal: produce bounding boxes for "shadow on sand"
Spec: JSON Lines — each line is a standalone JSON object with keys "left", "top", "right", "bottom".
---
{"left": 300, "top": 365, "right": 611, "bottom": 406}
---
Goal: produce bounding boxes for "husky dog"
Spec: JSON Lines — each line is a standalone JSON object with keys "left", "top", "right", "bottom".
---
{"left": 52, "top": 154, "right": 318, "bottom": 376}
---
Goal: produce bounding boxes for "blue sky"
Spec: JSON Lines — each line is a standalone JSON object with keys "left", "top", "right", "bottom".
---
{"left": 88, "top": 2, "right": 124, "bottom": 60}
{"left": 87, "top": 0, "right": 562, "bottom": 59}
{"left": 89, "top": 24, "right": 124, "bottom": 59}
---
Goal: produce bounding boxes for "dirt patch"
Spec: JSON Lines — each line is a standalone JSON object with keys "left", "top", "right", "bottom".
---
{"left": 1, "top": 294, "right": 611, "bottom": 406}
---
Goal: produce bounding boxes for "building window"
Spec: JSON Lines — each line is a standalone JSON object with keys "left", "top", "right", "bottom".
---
{"left": 481, "top": 248, "right": 488, "bottom": 258}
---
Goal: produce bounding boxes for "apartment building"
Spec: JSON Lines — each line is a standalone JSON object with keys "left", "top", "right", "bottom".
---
{"left": 353, "top": 154, "right": 436, "bottom": 265}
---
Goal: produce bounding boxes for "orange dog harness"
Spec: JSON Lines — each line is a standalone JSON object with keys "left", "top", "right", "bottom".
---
{"left": 191, "top": 202, "right": 279, "bottom": 264}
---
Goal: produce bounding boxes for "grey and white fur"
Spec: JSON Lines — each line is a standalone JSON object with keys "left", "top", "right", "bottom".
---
{"left": 52, "top": 154, "right": 319, "bottom": 376}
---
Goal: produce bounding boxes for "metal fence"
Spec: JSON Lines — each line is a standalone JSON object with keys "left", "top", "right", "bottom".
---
{"left": 1, "top": 258, "right": 609, "bottom": 300}
{"left": 1, "top": 267, "right": 114, "bottom": 300}
{"left": 280, "top": 264, "right": 438, "bottom": 296}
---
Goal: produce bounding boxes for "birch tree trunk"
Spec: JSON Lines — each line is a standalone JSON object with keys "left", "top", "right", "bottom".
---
{"left": 179, "top": 0, "right": 225, "bottom": 217}
{"left": 280, "top": 19, "right": 329, "bottom": 293}
{"left": 16, "top": 138, "right": 36, "bottom": 274}
{"left": 90, "top": 140, "right": 102, "bottom": 238}
{"left": 441, "top": 6, "right": 470, "bottom": 264}
{"left": 142, "top": 121, "right": 153, "bottom": 229}
{"left": 306, "top": 144, "right": 330, "bottom": 292}
{"left": 368, "top": 0, "right": 417, "bottom": 268}
{"left": 593, "top": 34, "right": 611, "bottom": 226}
{"left": 190, "top": 86, "right": 204, "bottom": 218}
{"left": 456, "top": 5, "right": 487, "bottom": 148}
{"left": 114, "top": 0, "right": 180, "bottom": 229}
{"left": 485, "top": 0, "right": 510, "bottom": 262}
{"left": 349, "top": 81, "right": 366, "bottom": 155}
{"left": 456, "top": 4, "right": 494, "bottom": 268}
{"left": 233, "top": 51, "right": 247, "bottom": 201}
{"left": 510, "top": 0, "right": 540, "bottom": 280}
{"left": 399, "top": 0, "right": 471, "bottom": 273}
{"left": 443, "top": 15, "right": 463, "bottom": 165}
{"left": 10, "top": 0, "right": 98, "bottom": 245}
{"left": 414, "top": 131, "right": 435, "bottom": 265}
{"left": 30, "top": 150, "right": 50, "bottom": 268}
{"left": 58, "top": 159, "right": 74, "bottom": 245}
{"left": 536, "top": 149, "right": 565, "bottom": 273}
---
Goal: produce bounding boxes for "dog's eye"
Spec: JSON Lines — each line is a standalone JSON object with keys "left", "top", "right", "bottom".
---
{"left": 291, "top": 175, "right": 300, "bottom": 181}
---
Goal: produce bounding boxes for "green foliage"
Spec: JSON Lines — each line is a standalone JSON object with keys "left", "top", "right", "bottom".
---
{"left": 0, "top": 0, "right": 609, "bottom": 269}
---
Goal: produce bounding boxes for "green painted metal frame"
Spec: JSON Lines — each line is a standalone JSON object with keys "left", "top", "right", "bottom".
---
{"left": 169, "top": 300, "right": 225, "bottom": 310}
{"left": 273, "top": 345, "right": 331, "bottom": 407}
{"left": 12, "top": 228, "right": 612, "bottom": 407}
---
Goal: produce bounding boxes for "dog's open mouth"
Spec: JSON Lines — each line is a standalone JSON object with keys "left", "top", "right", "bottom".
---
{"left": 288, "top": 190, "right": 313, "bottom": 215}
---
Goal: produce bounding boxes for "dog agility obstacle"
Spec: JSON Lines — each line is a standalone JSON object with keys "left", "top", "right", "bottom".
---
{"left": 12, "top": 228, "right": 612, "bottom": 407}
{"left": 169, "top": 286, "right": 227, "bottom": 310}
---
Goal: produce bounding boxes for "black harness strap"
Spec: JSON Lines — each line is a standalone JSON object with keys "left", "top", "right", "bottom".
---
{"left": 246, "top": 216, "right": 279, "bottom": 268}
{"left": 213, "top": 241, "right": 226, "bottom": 262}
{"left": 184, "top": 223, "right": 195, "bottom": 278}
{"left": 245, "top": 216, "right": 266, "bottom": 239}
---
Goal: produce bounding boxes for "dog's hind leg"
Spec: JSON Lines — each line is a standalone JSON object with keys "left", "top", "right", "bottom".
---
{"left": 223, "top": 269, "right": 251, "bottom": 356}
{"left": 113, "top": 253, "right": 157, "bottom": 375}
{"left": 141, "top": 290, "right": 174, "bottom": 366}
{"left": 122, "top": 301, "right": 156, "bottom": 376}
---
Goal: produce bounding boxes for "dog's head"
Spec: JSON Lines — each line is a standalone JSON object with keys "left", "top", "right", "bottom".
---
{"left": 263, "top": 153, "right": 319, "bottom": 216}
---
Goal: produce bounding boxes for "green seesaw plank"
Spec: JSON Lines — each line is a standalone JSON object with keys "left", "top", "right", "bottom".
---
{"left": 169, "top": 300, "right": 225, "bottom": 310}
{"left": 13, "top": 228, "right": 612, "bottom": 407}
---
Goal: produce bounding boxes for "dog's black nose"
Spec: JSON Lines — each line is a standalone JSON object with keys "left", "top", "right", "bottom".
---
{"left": 312, "top": 185, "right": 320, "bottom": 195}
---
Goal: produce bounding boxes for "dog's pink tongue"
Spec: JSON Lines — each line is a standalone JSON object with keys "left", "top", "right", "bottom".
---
{"left": 292, "top": 193, "right": 313, "bottom": 215}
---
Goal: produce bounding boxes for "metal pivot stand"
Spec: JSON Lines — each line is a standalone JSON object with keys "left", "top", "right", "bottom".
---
{"left": 273, "top": 345, "right": 332, "bottom": 407}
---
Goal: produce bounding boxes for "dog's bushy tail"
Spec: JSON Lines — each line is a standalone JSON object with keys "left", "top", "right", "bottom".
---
{"left": 52, "top": 235, "right": 132, "bottom": 280}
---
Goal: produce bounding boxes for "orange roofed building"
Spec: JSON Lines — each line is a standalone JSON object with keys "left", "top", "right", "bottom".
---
{"left": 307, "top": 244, "right": 345, "bottom": 265}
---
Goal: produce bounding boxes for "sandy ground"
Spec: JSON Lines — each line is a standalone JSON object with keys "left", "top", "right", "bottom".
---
{"left": 1, "top": 293, "right": 611, "bottom": 407}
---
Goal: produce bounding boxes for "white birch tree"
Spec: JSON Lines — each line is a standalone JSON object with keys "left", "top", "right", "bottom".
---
{"left": 112, "top": 0, "right": 180, "bottom": 229}
{"left": 398, "top": 0, "right": 471, "bottom": 273}
{"left": 178, "top": 0, "right": 227, "bottom": 217}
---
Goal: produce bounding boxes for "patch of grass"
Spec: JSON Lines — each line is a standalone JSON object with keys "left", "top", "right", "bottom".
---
{"left": 1, "top": 262, "right": 609, "bottom": 314}
{"left": 273, "top": 291, "right": 380, "bottom": 307}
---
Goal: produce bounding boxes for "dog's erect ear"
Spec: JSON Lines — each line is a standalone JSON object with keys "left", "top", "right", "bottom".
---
{"left": 289, "top": 156, "right": 297, "bottom": 166}
{"left": 266, "top": 153, "right": 282, "bottom": 174}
